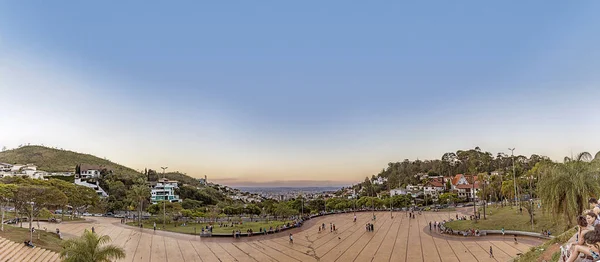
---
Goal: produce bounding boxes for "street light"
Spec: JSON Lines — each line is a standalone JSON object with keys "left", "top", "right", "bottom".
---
{"left": 161, "top": 167, "right": 168, "bottom": 230}
{"left": 508, "top": 148, "right": 518, "bottom": 208}
{"left": 29, "top": 202, "right": 34, "bottom": 244}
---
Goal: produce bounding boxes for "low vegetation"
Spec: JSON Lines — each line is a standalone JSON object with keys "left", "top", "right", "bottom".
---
{"left": 128, "top": 220, "right": 292, "bottom": 234}
{"left": 0, "top": 225, "right": 64, "bottom": 252}
{"left": 445, "top": 206, "right": 567, "bottom": 235}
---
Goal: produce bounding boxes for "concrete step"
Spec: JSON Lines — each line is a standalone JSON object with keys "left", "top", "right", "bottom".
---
{"left": 46, "top": 252, "right": 60, "bottom": 262}
{"left": 36, "top": 249, "right": 56, "bottom": 262}
{"left": 0, "top": 241, "right": 18, "bottom": 260}
{"left": 12, "top": 243, "right": 41, "bottom": 261}
{"left": 33, "top": 250, "right": 50, "bottom": 262}
{"left": 4, "top": 243, "right": 28, "bottom": 261}
{"left": 20, "top": 246, "right": 45, "bottom": 262}
{"left": 3, "top": 243, "right": 27, "bottom": 261}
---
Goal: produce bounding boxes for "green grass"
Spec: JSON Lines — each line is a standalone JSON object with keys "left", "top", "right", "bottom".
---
{"left": 445, "top": 206, "right": 568, "bottom": 235}
{"left": 514, "top": 227, "right": 577, "bottom": 262}
{"left": 0, "top": 224, "right": 64, "bottom": 253}
{"left": 128, "top": 220, "right": 293, "bottom": 234}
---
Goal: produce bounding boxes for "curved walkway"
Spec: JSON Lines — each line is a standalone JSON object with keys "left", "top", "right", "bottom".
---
{"left": 39, "top": 211, "right": 544, "bottom": 262}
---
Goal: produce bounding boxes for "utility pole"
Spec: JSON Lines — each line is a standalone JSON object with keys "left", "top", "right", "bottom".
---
{"left": 483, "top": 177, "right": 486, "bottom": 220}
{"left": 472, "top": 174, "right": 476, "bottom": 221}
{"left": 30, "top": 202, "right": 34, "bottom": 244}
{"left": 508, "top": 148, "right": 518, "bottom": 208}
{"left": 161, "top": 167, "right": 168, "bottom": 230}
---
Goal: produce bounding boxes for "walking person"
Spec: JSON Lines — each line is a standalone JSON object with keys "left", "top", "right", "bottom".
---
{"left": 429, "top": 222, "right": 432, "bottom": 231}
{"left": 289, "top": 233, "right": 293, "bottom": 244}
{"left": 489, "top": 246, "right": 494, "bottom": 258}
{"left": 91, "top": 227, "right": 95, "bottom": 233}
{"left": 153, "top": 222, "right": 156, "bottom": 231}
{"left": 513, "top": 234, "right": 518, "bottom": 244}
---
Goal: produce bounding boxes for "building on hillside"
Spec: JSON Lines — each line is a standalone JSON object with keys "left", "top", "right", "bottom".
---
{"left": 198, "top": 175, "right": 207, "bottom": 185}
{"left": 446, "top": 174, "right": 482, "bottom": 200}
{"left": 406, "top": 184, "right": 423, "bottom": 191}
{"left": 491, "top": 170, "right": 503, "bottom": 176}
{"left": 79, "top": 164, "right": 112, "bottom": 179}
{"left": 150, "top": 178, "right": 181, "bottom": 204}
{"left": 80, "top": 169, "right": 100, "bottom": 179}
{"left": 423, "top": 179, "right": 445, "bottom": 199}
{"left": 0, "top": 163, "right": 12, "bottom": 172}
{"left": 390, "top": 188, "right": 425, "bottom": 199}
{"left": 74, "top": 178, "right": 109, "bottom": 198}
{"left": 373, "top": 176, "right": 387, "bottom": 185}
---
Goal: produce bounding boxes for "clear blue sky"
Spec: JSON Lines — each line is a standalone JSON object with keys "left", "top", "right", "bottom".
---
{"left": 1, "top": 2, "right": 600, "bottom": 186}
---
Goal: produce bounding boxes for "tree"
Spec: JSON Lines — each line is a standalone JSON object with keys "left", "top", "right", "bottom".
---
{"left": 1, "top": 146, "right": 6, "bottom": 151}
{"left": 439, "top": 193, "right": 459, "bottom": 205}
{"left": 127, "top": 183, "right": 150, "bottom": 225}
{"left": 60, "top": 230, "right": 125, "bottom": 262}
{"left": 0, "top": 183, "right": 17, "bottom": 231}
{"left": 538, "top": 160, "right": 600, "bottom": 227}
{"left": 48, "top": 179, "right": 99, "bottom": 218}
{"left": 13, "top": 185, "right": 68, "bottom": 229}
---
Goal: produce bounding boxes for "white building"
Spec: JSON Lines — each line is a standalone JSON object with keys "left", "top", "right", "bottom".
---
{"left": 423, "top": 179, "right": 445, "bottom": 198}
{"left": 150, "top": 178, "right": 181, "bottom": 204}
{"left": 80, "top": 169, "right": 100, "bottom": 179}
{"left": 406, "top": 184, "right": 423, "bottom": 191}
{"left": 74, "top": 178, "right": 109, "bottom": 198}
{"left": 373, "top": 176, "right": 387, "bottom": 185}
{"left": 0, "top": 163, "right": 12, "bottom": 172}
{"left": 390, "top": 188, "right": 408, "bottom": 196}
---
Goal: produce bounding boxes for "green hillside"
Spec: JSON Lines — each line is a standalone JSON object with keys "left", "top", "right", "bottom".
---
{"left": 0, "top": 145, "right": 140, "bottom": 176}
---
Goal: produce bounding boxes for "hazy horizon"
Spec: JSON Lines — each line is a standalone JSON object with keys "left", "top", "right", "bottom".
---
{"left": 2, "top": 2, "right": 600, "bottom": 186}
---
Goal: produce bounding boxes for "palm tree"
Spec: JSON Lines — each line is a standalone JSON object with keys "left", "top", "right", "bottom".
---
{"left": 127, "top": 184, "right": 150, "bottom": 226}
{"left": 60, "top": 230, "right": 125, "bottom": 262}
{"left": 537, "top": 159, "right": 600, "bottom": 228}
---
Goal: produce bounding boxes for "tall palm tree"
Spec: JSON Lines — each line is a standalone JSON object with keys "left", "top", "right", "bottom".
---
{"left": 127, "top": 184, "right": 150, "bottom": 225}
{"left": 60, "top": 230, "right": 125, "bottom": 262}
{"left": 537, "top": 159, "right": 600, "bottom": 227}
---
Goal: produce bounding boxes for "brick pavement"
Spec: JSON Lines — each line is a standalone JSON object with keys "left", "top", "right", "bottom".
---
{"left": 39, "top": 211, "right": 544, "bottom": 262}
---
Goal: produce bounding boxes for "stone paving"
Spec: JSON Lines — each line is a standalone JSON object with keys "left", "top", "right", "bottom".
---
{"left": 42, "top": 211, "right": 544, "bottom": 262}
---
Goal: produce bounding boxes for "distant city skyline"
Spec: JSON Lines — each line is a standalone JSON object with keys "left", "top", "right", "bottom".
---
{"left": 2, "top": 2, "right": 600, "bottom": 186}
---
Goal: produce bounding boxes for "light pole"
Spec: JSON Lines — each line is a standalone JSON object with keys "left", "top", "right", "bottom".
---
{"left": 161, "top": 167, "right": 168, "bottom": 229}
{"left": 29, "top": 202, "right": 34, "bottom": 244}
{"left": 508, "top": 148, "right": 518, "bottom": 208}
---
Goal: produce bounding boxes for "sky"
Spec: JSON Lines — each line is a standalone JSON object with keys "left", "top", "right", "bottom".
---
{"left": 1, "top": 2, "right": 600, "bottom": 187}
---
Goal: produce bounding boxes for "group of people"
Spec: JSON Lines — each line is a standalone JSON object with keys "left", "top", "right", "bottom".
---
{"left": 366, "top": 223, "right": 374, "bottom": 232}
{"left": 560, "top": 198, "right": 600, "bottom": 261}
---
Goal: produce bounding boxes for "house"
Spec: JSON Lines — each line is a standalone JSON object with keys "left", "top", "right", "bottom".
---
{"left": 423, "top": 179, "right": 445, "bottom": 198}
{"left": 198, "top": 175, "right": 207, "bottom": 185}
{"left": 406, "top": 184, "right": 423, "bottom": 191}
{"left": 74, "top": 178, "right": 109, "bottom": 198}
{"left": 79, "top": 164, "right": 111, "bottom": 179}
{"left": 0, "top": 163, "right": 12, "bottom": 172}
{"left": 447, "top": 174, "right": 482, "bottom": 200}
{"left": 373, "top": 176, "right": 387, "bottom": 185}
{"left": 150, "top": 178, "right": 181, "bottom": 204}
{"left": 390, "top": 188, "right": 407, "bottom": 196}
{"left": 80, "top": 169, "right": 100, "bottom": 179}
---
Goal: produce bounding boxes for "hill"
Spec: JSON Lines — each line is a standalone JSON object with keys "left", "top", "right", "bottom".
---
{"left": 0, "top": 145, "right": 141, "bottom": 176}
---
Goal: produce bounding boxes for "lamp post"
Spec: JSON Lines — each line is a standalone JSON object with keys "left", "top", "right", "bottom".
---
{"left": 161, "top": 167, "right": 168, "bottom": 230}
{"left": 29, "top": 202, "right": 34, "bottom": 244}
{"left": 508, "top": 148, "right": 518, "bottom": 208}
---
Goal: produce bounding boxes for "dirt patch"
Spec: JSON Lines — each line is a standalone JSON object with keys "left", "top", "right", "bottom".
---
{"left": 538, "top": 243, "right": 560, "bottom": 262}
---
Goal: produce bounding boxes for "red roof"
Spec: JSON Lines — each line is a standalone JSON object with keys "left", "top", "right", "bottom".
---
{"left": 427, "top": 181, "right": 444, "bottom": 187}
{"left": 451, "top": 174, "right": 463, "bottom": 185}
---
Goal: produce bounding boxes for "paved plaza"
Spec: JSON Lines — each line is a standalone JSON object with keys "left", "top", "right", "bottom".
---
{"left": 46, "top": 211, "right": 543, "bottom": 262}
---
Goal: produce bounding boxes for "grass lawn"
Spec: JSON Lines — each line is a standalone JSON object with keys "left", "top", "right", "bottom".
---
{"left": 128, "top": 220, "right": 293, "bottom": 234}
{"left": 0, "top": 225, "right": 64, "bottom": 253}
{"left": 445, "top": 206, "right": 568, "bottom": 235}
